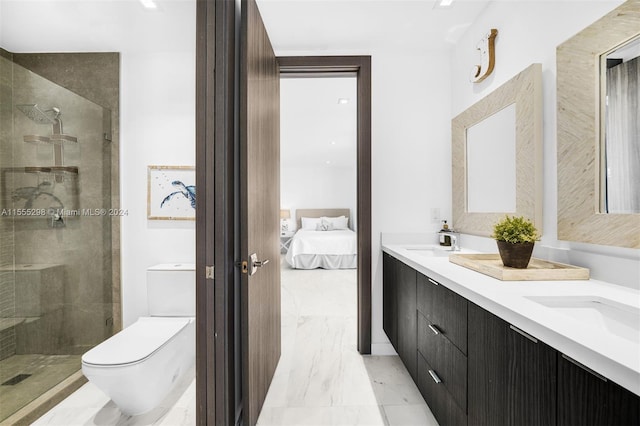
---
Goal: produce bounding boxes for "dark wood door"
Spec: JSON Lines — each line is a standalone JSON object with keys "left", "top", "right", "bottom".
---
{"left": 468, "top": 303, "right": 556, "bottom": 426}
{"left": 240, "top": 1, "right": 281, "bottom": 425}
{"left": 557, "top": 353, "right": 640, "bottom": 425}
{"left": 382, "top": 253, "right": 398, "bottom": 350}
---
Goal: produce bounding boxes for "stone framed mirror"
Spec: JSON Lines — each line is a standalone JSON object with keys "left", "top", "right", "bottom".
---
{"left": 557, "top": 0, "right": 640, "bottom": 248}
{"left": 452, "top": 63, "right": 543, "bottom": 237}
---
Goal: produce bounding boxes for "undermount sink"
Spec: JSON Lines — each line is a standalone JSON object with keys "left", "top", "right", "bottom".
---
{"left": 405, "top": 246, "right": 455, "bottom": 258}
{"left": 526, "top": 296, "right": 640, "bottom": 343}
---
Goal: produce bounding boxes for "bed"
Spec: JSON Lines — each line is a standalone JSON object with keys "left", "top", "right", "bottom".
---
{"left": 285, "top": 208, "right": 357, "bottom": 270}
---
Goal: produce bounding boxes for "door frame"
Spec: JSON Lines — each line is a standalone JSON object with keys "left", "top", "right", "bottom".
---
{"left": 278, "top": 56, "right": 372, "bottom": 354}
{"left": 195, "top": 0, "right": 238, "bottom": 424}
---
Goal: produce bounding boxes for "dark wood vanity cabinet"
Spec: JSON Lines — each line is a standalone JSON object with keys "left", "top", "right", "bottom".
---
{"left": 382, "top": 253, "right": 417, "bottom": 380}
{"left": 417, "top": 273, "right": 467, "bottom": 354}
{"left": 416, "top": 272, "right": 468, "bottom": 425}
{"left": 557, "top": 353, "right": 640, "bottom": 426}
{"left": 468, "top": 303, "right": 557, "bottom": 426}
{"left": 396, "top": 260, "right": 417, "bottom": 380}
{"left": 417, "top": 351, "right": 467, "bottom": 426}
{"left": 382, "top": 253, "right": 398, "bottom": 350}
{"left": 382, "top": 252, "right": 640, "bottom": 426}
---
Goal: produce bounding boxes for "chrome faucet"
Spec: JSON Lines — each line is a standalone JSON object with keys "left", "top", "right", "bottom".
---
{"left": 441, "top": 231, "right": 460, "bottom": 251}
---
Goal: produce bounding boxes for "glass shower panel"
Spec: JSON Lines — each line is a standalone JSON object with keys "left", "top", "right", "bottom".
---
{"left": 0, "top": 55, "right": 114, "bottom": 421}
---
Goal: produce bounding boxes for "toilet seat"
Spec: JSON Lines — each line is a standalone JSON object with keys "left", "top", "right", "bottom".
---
{"left": 82, "top": 317, "right": 192, "bottom": 367}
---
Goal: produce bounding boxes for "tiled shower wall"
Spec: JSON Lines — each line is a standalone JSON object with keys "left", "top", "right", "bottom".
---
{"left": 12, "top": 53, "right": 122, "bottom": 333}
{"left": 0, "top": 52, "right": 16, "bottom": 361}
{"left": 0, "top": 51, "right": 120, "bottom": 359}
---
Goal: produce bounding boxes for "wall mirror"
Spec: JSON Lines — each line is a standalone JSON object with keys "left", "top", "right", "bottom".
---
{"left": 452, "top": 63, "right": 543, "bottom": 237}
{"left": 466, "top": 103, "right": 517, "bottom": 213}
{"left": 600, "top": 35, "right": 640, "bottom": 214}
{"left": 557, "top": 0, "right": 640, "bottom": 248}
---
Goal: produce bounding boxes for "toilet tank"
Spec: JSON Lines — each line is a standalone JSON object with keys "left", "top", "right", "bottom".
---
{"left": 147, "top": 263, "right": 195, "bottom": 316}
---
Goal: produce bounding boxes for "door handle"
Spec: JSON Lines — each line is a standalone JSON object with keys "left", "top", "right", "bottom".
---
{"left": 428, "top": 324, "right": 441, "bottom": 335}
{"left": 249, "top": 253, "right": 270, "bottom": 276}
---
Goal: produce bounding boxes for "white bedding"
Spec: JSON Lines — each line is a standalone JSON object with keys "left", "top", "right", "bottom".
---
{"left": 285, "top": 229, "right": 357, "bottom": 269}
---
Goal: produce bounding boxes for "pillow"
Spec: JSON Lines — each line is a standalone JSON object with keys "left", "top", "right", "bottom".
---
{"left": 316, "top": 219, "right": 335, "bottom": 231}
{"left": 301, "top": 217, "right": 321, "bottom": 230}
{"left": 321, "top": 215, "right": 349, "bottom": 230}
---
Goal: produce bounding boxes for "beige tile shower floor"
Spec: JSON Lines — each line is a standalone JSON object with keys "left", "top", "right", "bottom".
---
{"left": 0, "top": 354, "right": 80, "bottom": 422}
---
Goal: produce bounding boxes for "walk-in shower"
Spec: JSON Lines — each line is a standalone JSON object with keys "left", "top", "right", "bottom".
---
{"left": 0, "top": 53, "right": 117, "bottom": 422}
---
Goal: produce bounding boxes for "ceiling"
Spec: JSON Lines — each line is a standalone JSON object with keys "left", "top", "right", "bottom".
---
{"left": 281, "top": 76, "right": 357, "bottom": 168}
{"left": 0, "top": 0, "right": 490, "bottom": 54}
{"left": 257, "top": 0, "right": 491, "bottom": 54}
{"left": 0, "top": 0, "right": 195, "bottom": 53}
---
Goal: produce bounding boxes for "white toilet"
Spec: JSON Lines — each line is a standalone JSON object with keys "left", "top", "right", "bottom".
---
{"left": 81, "top": 263, "right": 195, "bottom": 416}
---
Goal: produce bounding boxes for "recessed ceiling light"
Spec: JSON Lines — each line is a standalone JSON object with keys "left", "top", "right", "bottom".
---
{"left": 337, "top": 98, "right": 349, "bottom": 105}
{"left": 331, "top": 141, "right": 336, "bottom": 145}
{"left": 326, "top": 160, "right": 332, "bottom": 165}
{"left": 140, "top": 0, "right": 158, "bottom": 9}
{"left": 434, "top": 0, "right": 454, "bottom": 8}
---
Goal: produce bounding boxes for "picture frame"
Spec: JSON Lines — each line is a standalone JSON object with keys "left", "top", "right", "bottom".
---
{"left": 147, "top": 165, "right": 196, "bottom": 220}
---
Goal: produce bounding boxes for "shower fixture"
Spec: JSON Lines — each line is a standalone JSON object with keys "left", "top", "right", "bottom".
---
{"left": 16, "top": 103, "right": 78, "bottom": 146}
{"left": 16, "top": 103, "right": 78, "bottom": 170}
{"left": 16, "top": 104, "right": 60, "bottom": 125}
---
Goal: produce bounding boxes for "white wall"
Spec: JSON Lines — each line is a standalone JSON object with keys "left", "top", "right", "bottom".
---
{"left": 120, "top": 50, "right": 196, "bottom": 326}
{"left": 371, "top": 50, "right": 453, "bottom": 353}
{"left": 281, "top": 165, "right": 357, "bottom": 230}
{"left": 451, "top": 0, "right": 639, "bottom": 289}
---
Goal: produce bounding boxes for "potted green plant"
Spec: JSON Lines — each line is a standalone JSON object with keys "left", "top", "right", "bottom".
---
{"left": 491, "top": 215, "right": 540, "bottom": 268}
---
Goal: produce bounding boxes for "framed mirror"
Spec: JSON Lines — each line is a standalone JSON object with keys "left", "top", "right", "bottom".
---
{"left": 600, "top": 35, "right": 640, "bottom": 215}
{"left": 452, "top": 63, "right": 543, "bottom": 237}
{"left": 557, "top": 0, "right": 640, "bottom": 248}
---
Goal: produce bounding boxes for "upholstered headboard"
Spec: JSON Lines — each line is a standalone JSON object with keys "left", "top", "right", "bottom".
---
{"left": 295, "top": 208, "right": 350, "bottom": 230}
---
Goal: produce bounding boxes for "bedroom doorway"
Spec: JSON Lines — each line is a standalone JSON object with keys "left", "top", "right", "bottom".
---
{"left": 276, "top": 74, "right": 361, "bottom": 409}
{"left": 278, "top": 56, "right": 372, "bottom": 354}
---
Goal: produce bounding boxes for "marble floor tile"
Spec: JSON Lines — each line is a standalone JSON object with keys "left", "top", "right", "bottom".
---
{"left": 258, "top": 405, "right": 387, "bottom": 426}
{"left": 256, "top": 263, "right": 433, "bottom": 425}
{"left": 382, "top": 404, "right": 438, "bottom": 426}
{"left": 363, "top": 356, "right": 426, "bottom": 406}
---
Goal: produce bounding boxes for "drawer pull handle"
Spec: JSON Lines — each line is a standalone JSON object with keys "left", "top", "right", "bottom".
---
{"left": 509, "top": 325, "right": 538, "bottom": 343}
{"left": 427, "top": 278, "right": 439, "bottom": 286}
{"left": 428, "top": 369, "right": 442, "bottom": 384}
{"left": 562, "top": 354, "right": 608, "bottom": 382}
{"left": 428, "top": 324, "right": 441, "bottom": 335}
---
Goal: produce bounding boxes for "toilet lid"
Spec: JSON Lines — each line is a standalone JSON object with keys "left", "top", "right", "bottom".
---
{"left": 82, "top": 317, "right": 191, "bottom": 367}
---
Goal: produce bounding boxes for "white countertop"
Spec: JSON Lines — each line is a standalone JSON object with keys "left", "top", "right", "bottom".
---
{"left": 382, "top": 243, "right": 640, "bottom": 396}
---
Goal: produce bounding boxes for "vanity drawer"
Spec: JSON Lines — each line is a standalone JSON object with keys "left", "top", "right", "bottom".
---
{"left": 418, "top": 312, "right": 467, "bottom": 412}
{"left": 417, "top": 272, "right": 468, "bottom": 354}
{"left": 417, "top": 351, "right": 467, "bottom": 426}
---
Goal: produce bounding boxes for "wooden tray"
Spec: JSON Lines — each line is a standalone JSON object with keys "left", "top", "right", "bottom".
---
{"left": 449, "top": 253, "right": 590, "bottom": 281}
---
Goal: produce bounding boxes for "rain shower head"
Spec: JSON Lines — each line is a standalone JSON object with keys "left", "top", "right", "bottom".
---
{"left": 16, "top": 104, "right": 60, "bottom": 125}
